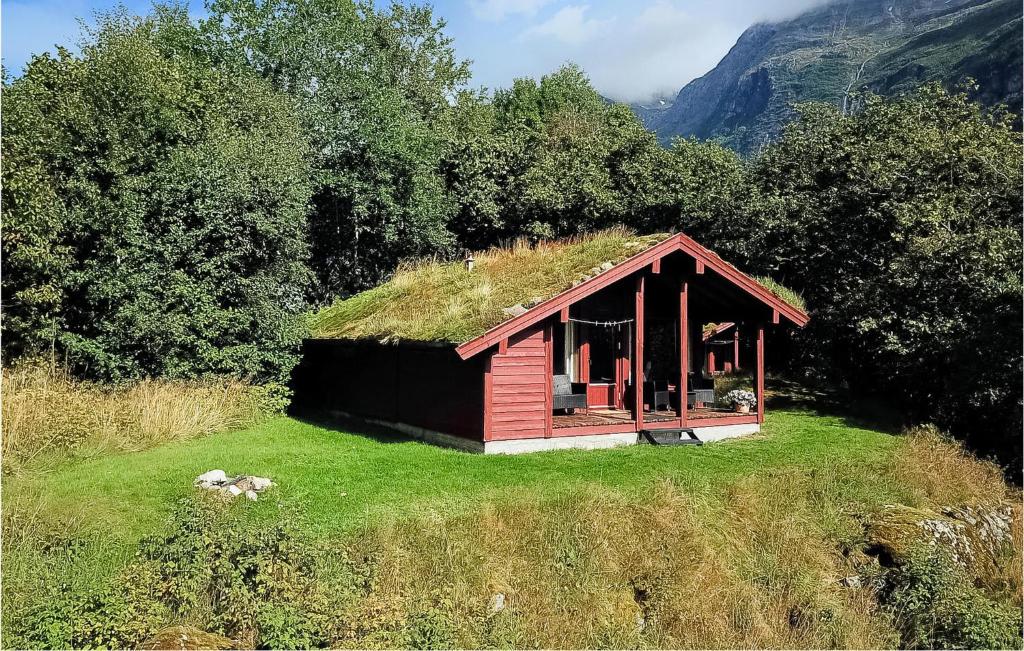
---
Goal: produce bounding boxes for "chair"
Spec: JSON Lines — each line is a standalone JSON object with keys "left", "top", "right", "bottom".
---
{"left": 553, "top": 375, "right": 588, "bottom": 413}
{"left": 687, "top": 373, "right": 715, "bottom": 407}
{"left": 644, "top": 380, "right": 672, "bottom": 412}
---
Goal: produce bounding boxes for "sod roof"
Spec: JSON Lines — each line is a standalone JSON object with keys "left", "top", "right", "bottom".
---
{"left": 310, "top": 228, "right": 806, "bottom": 345}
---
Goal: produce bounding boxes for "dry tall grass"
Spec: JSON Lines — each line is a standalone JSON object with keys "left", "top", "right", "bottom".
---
{"left": 340, "top": 476, "right": 898, "bottom": 649}
{"left": 1, "top": 362, "right": 272, "bottom": 472}
{"left": 324, "top": 428, "right": 1020, "bottom": 649}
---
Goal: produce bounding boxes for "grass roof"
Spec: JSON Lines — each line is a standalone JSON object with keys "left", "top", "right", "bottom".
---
{"left": 753, "top": 276, "right": 807, "bottom": 313}
{"left": 310, "top": 228, "right": 669, "bottom": 343}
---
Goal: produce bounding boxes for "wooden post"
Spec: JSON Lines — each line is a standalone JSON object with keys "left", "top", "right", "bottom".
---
{"left": 483, "top": 352, "right": 493, "bottom": 441}
{"left": 544, "top": 323, "right": 554, "bottom": 437}
{"left": 579, "top": 325, "right": 590, "bottom": 383}
{"left": 733, "top": 328, "right": 740, "bottom": 371}
{"left": 756, "top": 326, "right": 765, "bottom": 424}
{"left": 634, "top": 275, "right": 645, "bottom": 431}
{"left": 708, "top": 350, "right": 716, "bottom": 375}
{"left": 679, "top": 279, "right": 688, "bottom": 427}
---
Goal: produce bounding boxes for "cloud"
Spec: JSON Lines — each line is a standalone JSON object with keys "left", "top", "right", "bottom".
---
{"left": 520, "top": 4, "right": 611, "bottom": 46}
{"left": 469, "top": 0, "right": 555, "bottom": 22}
{"left": 509, "top": 0, "right": 834, "bottom": 103}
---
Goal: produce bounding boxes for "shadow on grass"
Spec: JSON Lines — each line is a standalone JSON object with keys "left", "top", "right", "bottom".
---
{"left": 289, "top": 408, "right": 416, "bottom": 445}
{"left": 766, "top": 376, "right": 905, "bottom": 435}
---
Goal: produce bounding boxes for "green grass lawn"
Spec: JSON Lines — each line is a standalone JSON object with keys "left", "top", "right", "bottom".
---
{"left": 5, "top": 409, "right": 905, "bottom": 549}
{"left": 6, "top": 406, "right": 1019, "bottom": 650}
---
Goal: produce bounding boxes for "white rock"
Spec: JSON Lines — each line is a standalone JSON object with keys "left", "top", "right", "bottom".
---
{"left": 226, "top": 484, "right": 243, "bottom": 497}
{"left": 250, "top": 477, "right": 273, "bottom": 491}
{"left": 489, "top": 593, "right": 505, "bottom": 613}
{"left": 245, "top": 490, "right": 258, "bottom": 501}
{"left": 195, "top": 469, "right": 227, "bottom": 485}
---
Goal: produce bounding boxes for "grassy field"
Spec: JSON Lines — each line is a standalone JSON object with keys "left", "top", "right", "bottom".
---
{"left": 3, "top": 402, "right": 1020, "bottom": 648}
{"left": 5, "top": 410, "right": 903, "bottom": 545}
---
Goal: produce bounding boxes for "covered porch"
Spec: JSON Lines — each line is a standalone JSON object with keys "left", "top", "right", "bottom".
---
{"left": 548, "top": 250, "right": 769, "bottom": 437}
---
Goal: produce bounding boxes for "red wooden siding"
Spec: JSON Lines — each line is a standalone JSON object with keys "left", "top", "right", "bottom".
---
{"left": 488, "top": 324, "right": 548, "bottom": 441}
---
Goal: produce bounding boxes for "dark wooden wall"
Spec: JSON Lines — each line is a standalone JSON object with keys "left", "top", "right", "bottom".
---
{"left": 291, "top": 339, "right": 486, "bottom": 440}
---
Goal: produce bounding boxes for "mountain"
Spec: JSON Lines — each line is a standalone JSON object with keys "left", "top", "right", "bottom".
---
{"left": 642, "top": 0, "right": 1023, "bottom": 154}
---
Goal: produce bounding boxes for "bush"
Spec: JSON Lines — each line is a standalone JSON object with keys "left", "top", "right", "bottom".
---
{"left": 5, "top": 498, "right": 353, "bottom": 649}
{"left": 880, "top": 546, "right": 1023, "bottom": 649}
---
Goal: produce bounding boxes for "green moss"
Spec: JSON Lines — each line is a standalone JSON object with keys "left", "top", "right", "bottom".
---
{"left": 754, "top": 275, "right": 807, "bottom": 312}
{"left": 310, "top": 229, "right": 669, "bottom": 343}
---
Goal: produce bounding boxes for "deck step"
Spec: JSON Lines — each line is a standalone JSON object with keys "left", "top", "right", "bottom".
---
{"left": 639, "top": 428, "right": 703, "bottom": 446}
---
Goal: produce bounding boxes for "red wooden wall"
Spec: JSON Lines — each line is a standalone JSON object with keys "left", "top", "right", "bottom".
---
{"left": 487, "top": 325, "right": 548, "bottom": 441}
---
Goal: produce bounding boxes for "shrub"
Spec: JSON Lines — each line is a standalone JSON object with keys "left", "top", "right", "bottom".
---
{"left": 880, "top": 546, "right": 1023, "bottom": 650}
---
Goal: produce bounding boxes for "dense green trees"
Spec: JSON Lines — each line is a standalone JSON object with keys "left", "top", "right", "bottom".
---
{"left": 2, "top": 8, "right": 312, "bottom": 382}
{"left": 202, "top": 0, "right": 470, "bottom": 302}
{"left": 2, "top": 2, "right": 1019, "bottom": 471}
{"left": 734, "top": 86, "right": 1023, "bottom": 472}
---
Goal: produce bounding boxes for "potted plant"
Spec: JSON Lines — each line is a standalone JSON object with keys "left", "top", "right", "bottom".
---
{"left": 725, "top": 389, "right": 757, "bottom": 413}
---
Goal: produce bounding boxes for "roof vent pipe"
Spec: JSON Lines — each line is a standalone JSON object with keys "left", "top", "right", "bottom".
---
{"left": 464, "top": 253, "right": 475, "bottom": 272}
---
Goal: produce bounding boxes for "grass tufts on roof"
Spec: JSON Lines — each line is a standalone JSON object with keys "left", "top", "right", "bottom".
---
{"left": 754, "top": 276, "right": 807, "bottom": 313}
{"left": 310, "top": 228, "right": 669, "bottom": 344}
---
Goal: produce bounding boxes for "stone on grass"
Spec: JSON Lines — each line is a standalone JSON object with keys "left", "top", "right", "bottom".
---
{"left": 863, "top": 503, "right": 1015, "bottom": 575}
{"left": 142, "top": 625, "right": 234, "bottom": 650}
{"left": 489, "top": 593, "right": 505, "bottom": 614}
{"left": 250, "top": 477, "right": 273, "bottom": 491}
{"left": 194, "top": 471, "right": 275, "bottom": 500}
{"left": 195, "top": 469, "right": 227, "bottom": 485}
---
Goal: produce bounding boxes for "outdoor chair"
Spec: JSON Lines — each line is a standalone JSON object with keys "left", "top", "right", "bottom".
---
{"left": 552, "top": 374, "right": 588, "bottom": 414}
{"left": 687, "top": 373, "right": 715, "bottom": 407}
{"left": 644, "top": 380, "right": 672, "bottom": 412}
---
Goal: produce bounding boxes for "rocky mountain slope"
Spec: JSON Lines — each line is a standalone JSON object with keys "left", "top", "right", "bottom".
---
{"left": 641, "top": 0, "right": 1022, "bottom": 153}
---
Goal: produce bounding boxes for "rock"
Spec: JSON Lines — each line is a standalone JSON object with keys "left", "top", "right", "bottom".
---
{"left": 635, "top": 612, "right": 646, "bottom": 633}
{"left": 195, "top": 469, "right": 227, "bottom": 485}
{"left": 502, "top": 304, "right": 528, "bottom": 317}
{"left": 600, "top": 261, "right": 614, "bottom": 271}
{"left": 226, "top": 484, "right": 243, "bottom": 497}
{"left": 250, "top": 477, "right": 273, "bottom": 491}
{"left": 233, "top": 477, "right": 255, "bottom": 492}
{"left": 245, "top": 490, "right": 258, "bottom": 501}
{"left": 141, "top": 625, "right": 234, "bottom": 650}
{"left": 489, "top": 593, "right": 505, "bottom": 613}
{"left": 839, "top": 575, "right": 862, "bottom": 588}
{"left": 863, "top": 503, "right": 1016, "bottom": 573}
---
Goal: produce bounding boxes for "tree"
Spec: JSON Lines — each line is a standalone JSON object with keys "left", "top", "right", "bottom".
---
{"left": 741, "top": 85, "right": 1023, "bottom": 473}
{"left": 203, "top": 0, "right": 470, "bottom": 302}
{"left": 1, "top": 7, "right": 312, "bottom": 383}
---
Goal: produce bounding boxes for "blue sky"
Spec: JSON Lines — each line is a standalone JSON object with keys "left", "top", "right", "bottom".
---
{"left": 2, "top": 0, "right": 828, "bottom": 102}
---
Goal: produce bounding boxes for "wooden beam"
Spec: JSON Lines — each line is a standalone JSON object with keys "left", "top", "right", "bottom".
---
{"left": 679, "top": 279, "right": 688, "bottom": 427}
{"left": 652, "top": 258, "right": 661, "bottom": 274}
{"left": 544, "top": 324, "right": 554, "bottom": 438}
{"left": 695, "top": 259, "right": 705, "bottom": 274}
{"left": 756, "top": 326, "right": 765, "bottom": 424}
{"left": 772, "top": 309, "right": 780, "bottom": 324}
{"left": 634, "top": 275, "right": 645, "bottom": 431}
{"left": 498, "top": 338, "right": 508, "bottom": 355}
{"left": 560, "top": 306, "right": 569, "bottom": 323}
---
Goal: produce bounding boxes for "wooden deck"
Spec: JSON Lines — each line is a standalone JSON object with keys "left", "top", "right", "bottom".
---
{"left": 552, "top": 407, "right": 747, "bottom": 429}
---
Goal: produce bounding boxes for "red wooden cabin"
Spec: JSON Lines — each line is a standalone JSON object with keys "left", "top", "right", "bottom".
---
{"left": 292, "top": 232, "right": 808, "bottom": 453}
